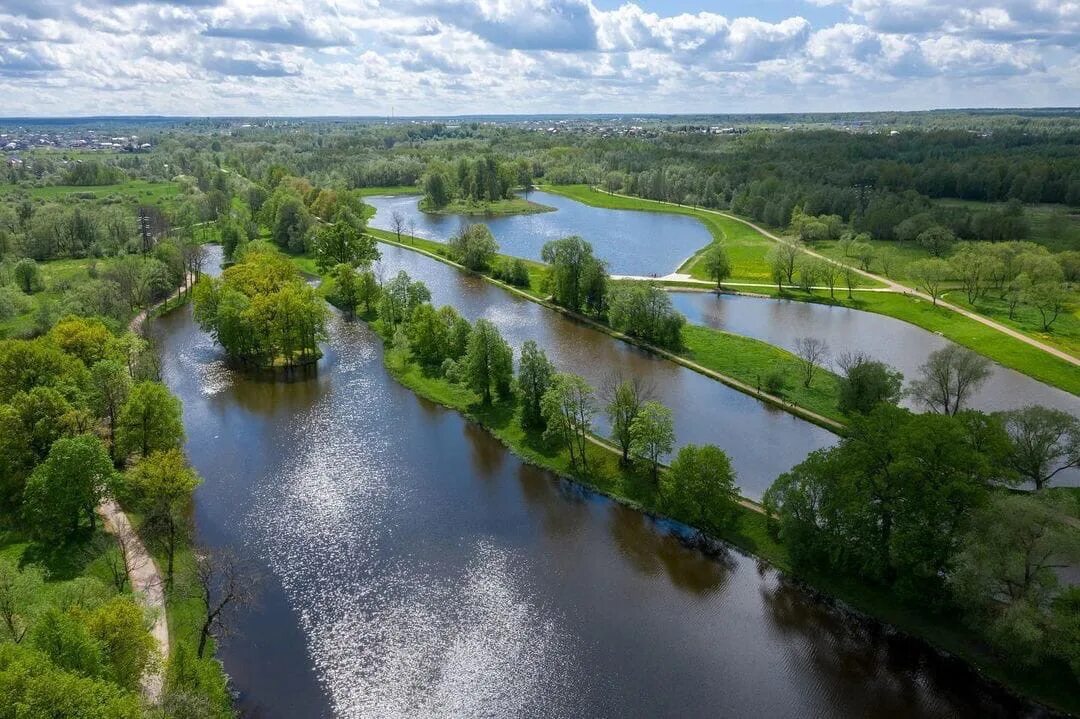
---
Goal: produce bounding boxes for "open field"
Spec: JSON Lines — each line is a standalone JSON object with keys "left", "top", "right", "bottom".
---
{"left": 0, "top": 179, "right": 182, "bottom": 208}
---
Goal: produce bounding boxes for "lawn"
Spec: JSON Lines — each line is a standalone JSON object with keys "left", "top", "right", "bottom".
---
{"left": 419, "top": 195, "right": 555, "bottom": 217}
{"left": 946, "top": 290, "right": 1080, "bottom": 358}
{"left": 0, "top": 179, "right": 182, "bottom": 209}
{"left": 679, "top": 324, "right": 847, "bottom": 425}
{"left": 0, "top": 256, "right": 117, "bottom": 337}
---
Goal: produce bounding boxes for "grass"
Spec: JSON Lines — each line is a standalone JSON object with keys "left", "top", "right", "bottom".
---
{"left": 418, "top": 195, "right": 555, "bottom": 217}
{"left": 679, "top": 325, "right": 847, "bottom": 424}
{"left": 0, "top": 255, "right": 125, "bottom": 337}
{"left": 0, "top": 179, "right": 182, "bottom": 209}
{"left": 355, "top": 185, "right": 420, "bottom": 197}
{"left": 946, "top": 291, "right": 1080, "bottom": 358}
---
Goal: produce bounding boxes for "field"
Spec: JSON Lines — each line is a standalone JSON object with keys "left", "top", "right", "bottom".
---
{"left": 418, "top": 195, "right": 554, "bottom": 217}
{"left": 0, "top": 179, "right": 182, "bottom": 209}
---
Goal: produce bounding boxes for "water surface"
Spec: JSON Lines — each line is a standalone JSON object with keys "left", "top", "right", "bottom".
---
{"left": 157, "top": 247, "right": 1041, "bottom": 718}
{"left": 366, "top": 191, "right": 710, "bottom": 276}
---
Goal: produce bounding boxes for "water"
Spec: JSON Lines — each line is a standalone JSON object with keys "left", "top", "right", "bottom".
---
{"left": 156, "top": 246, "right": 1045, "bottom": 718}
{"left": 669, "top": 291, "right": 1080, "bottom": 487}
{"left": 372, "top": 244, "right": 835, "bottom": 501}
{"left": 365, "top": 191, "right": 710, "bottom": 276}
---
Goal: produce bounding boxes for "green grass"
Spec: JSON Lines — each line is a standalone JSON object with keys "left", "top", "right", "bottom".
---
{"left": 813, "top": 237, "right": 933, "bottom": 282}
{"left": 355, "top": 185, "right": 420, "bottom": 197}
{"left": 1, "top": 256, "right": 125, "bottom": 337}
{"left": 946, "top": 290, "right": 1080, "bottom": 358}
{"left": 0, "top": 180, "right": 182, "bottom": 209}
{"left": 680, "top": 325, "right": 847, "bottom": 424}
{"left": 418, "top": 195, "right": 555, "bottom": 217}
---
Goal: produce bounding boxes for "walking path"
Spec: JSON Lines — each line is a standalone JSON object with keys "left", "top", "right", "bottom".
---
{"left": 97, "top": 500, "right": 169, "bottom": 703}
{"left": 98, "top": 269, "right": 199, "bottom": 704}
{"left": 601, "top": 190, "right": 1080, "bottom": 367}
{"left": 610, "top": 272, "right": 894, "bottom": 292}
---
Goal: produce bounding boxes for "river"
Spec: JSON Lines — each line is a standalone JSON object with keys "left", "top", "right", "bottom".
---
{"left": 155, "top": 245, "right": 1046, "bottom": 718}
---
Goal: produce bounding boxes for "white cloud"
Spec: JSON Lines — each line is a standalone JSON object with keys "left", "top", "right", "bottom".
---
{"left": 0, "top": 0, "right": 1073, "bottom": 115}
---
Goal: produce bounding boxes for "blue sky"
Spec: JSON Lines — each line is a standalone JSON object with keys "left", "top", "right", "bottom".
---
{"left": 0, "top": 0, "right": 1076, "bottom": 116}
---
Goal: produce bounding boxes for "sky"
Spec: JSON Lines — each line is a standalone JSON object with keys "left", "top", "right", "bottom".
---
{"left": 0, "top": 0, "right": 1077, "bottom": 117}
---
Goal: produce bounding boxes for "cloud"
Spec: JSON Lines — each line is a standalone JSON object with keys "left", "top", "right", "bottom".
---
{"left": 201, "top": 53, "right": 300, "bottom": 77}
{"left": 0, "top": 44, "right": 60, "bottom": 75}
{"left": 409, "top": 0, "right": 599, "bottom": 51}
{"left": 202, "top": 4, "right": 355, "bottom": 47}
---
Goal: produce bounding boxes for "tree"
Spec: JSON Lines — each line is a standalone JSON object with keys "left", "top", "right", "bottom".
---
{"left": 819, "top": 260, "right": 840, "bottom": 299}
{"left": 311, "top": 220, "right": 378, "bottom": 271}
{"left": 836, "top": 353, "right": 902, "bottom": 415}
{"left": 463, "top": 319, "right": 513, "bottom": 404}
{"left": 702, "top": 244, "right": 731, "bottom": 288}
{"left": 422, "top": 171, "right": 451, "bottom": 209}
{"left": 0, "top": 558, "right": 44, "bottom": 643}
{"left": 998, "top": 406, "right": 1080, "bottom": 490}
{"left": 606, "top": 282, "right": 684, "bottom": 349}
{"left": 603, "top": 373, "right": 652, "bottom": 464}
{"left": 123, "top": 449, "right": 201, "bottom": 588}
{"left": 89, "top": 359, "right": 132, "bottom": 460}
{"left": 766, "top": 243, "right": 799, "bottom": 287}
{"left": 331, "top": 264, "right": 360, "bottom": 318}
{"left": 517, "top": 340, "right": 554, "bottom": 429}
{"left": 389, "top": 210, "right": 406, "bottom": 242}
{"left": 271, "top": 196, "right": 312, "bottom": 253}
{"left": 378, "top": 271, "right": 430, "bottom": 329}
{"left": 449, "top": 223, "right": 499, "bottom": 271}
{"left": 13, "top": 258, "right": 43, "bottom": 294}
{"left": 949, "top": 493, "right": 1080, "bottom": 663}
{"left": 908, "top": 258, "right": 951, "bottom": 306}
{"left": 0, "top": 642, "right": 142, "bottom": 717}
{"left": 842, "top": 263, "right": 858, "bottom": 299}
{"left": 356, "top": 270, "right": 382, "bottom": 316}
{"left": 951, "top": 247, "right": 999, "bottom": 303}
{"left": 852, "top": 242, "right": 875, "bottom": 271}
{"left": 194, "top": 547, "right": 259, "bottom": 659}
{"left": 793, "top": 337, "right": 828, "bottom": 388}
{"left": 908, "top": 345, "right": 991, "bottom": 415}
{"left": 916, "top": 226, "right": 956, "bottom": 257}
{"left": 541, "top": 373, "right": 595, "bottom": 473}
{"left": 630, "top": 400, "right": 674, "bottom": 481}
{"left": 23, "top": 435, "right": 114, "bottom": 540}
{"left": 541, "top": 236, "right": 608, "bottom": 314}
{"left": 115, "top": 381, "right": 184, "bottom": 459}
{"left": 1025, "top": 282, "right": 1067, "bottom": 331}
{"left": 85, "top": 596, "right": 157, "bottom": 690}
{"left": 663, "top": 444, "right": 739, "bottom": 530}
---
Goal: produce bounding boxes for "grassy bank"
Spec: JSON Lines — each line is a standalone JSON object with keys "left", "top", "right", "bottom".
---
{"left": 419, "top": 195, "right": 554, "bottom": 217}
{"left": 680, "top": 325, "right": 847, "bottom": 424}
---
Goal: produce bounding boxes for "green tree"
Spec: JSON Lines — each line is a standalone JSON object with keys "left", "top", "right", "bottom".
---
{"left": 13, "top": 258, "right": 43, "bottom": 294}
{"left": 449, "top": 224, "right": 499, "bottom": 271}
{"left": 463, "top": 319, "right": 513, "bottom": 404}
{"left": 630, "top": 400, "right": 675, "bottom": 481}
{"left": 272, "top": 196, "right": 312, "bottom": 253}
{"left": 356, "top": 270, "right": 382, "bottom": 316}
{"left": 836, "top": 353, "right": 903, "bottom": 415}
{"left": 541, "top": 373, "right": 595, "bottom": 473}
{"left": 423, "top": 171, "right": 451, "bottom": 209}
{"left": 0, "top": 643, "right": 142, "bottom": 718}
{"left": 122, "top": 449, "right": 201, "bottom": 589}
{"left": 0, "top": 558, "right": 45, "bottom": 643}
{"left": 86, "top": 596, "right": 157, "bottom": 691}
{"left": 541, "top": 236, "right": 608, "bottom": 314}
{"left": 90, "top": 359, "right": 132, "bottom": 460}
{"left": 115, "top": 382, "right": 184, "bottom": 459}
{"left": 331, "top": 264, "right": 360, "bottom": 318}
{"left": 916, "top": 225, "right": 956, "bottom": 257}
{"left": 604, "top": 375, "right": 650, "bottom": 464}
{"left": 517, "top": 340, "right": 554, "bottom": 429}
{"left": 909, "top": 258, "right": 951, "bottom": 306}
{"left": 378, "top": 271, "right": 431, "bottom": 329}
{"left": 908, "top": 345, "right": 991, "bottom": 416}
{"left": 663, "top": 444, "right": 739, "bottom": 530}
{"left": 23, "top": 435, "right": 114, "bottom": 540}
{"left": 1025, "top": 281, "right": 1067, "bottom": 331}
{"left": 702, "top": 245, "right": 731, "bottom": 288}
{"left": 998, "top": 406, "right": 1080, "bottom": 490}
{"left": 29, "top": 608, "right": 106, "bottom": 679}
{"left": 606, "top": 283, "right": 684, "bottom": 349}
{"left": 312, "top": 220, "right": 378, "bottom": 271}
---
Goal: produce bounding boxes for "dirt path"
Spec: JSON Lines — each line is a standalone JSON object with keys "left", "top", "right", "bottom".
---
{"left": 97, "top": 500, "right": 169, "bottom": 703}
{"left": 600, "top": 190, "right": 1080, "bottom": 368}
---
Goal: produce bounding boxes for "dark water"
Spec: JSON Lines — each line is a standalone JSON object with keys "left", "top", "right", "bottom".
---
{"left": 365, "top": 191, "right": 710, "bottom": 276}
{"left": 156, "top": 246, "right": 1044, "bottom": 718}
{"left": 670, "top": 291, "right": 1080, "bottom": 488}
{"left": 372, "top": 244, "right": 835, "bottom": 501}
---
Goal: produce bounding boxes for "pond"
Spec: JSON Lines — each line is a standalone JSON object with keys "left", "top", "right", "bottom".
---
{"left": 156, "top": 248, "right": 1040, "bottom": 718}
{"left": 365, "top": 191, "right": 711, "bottom": 276}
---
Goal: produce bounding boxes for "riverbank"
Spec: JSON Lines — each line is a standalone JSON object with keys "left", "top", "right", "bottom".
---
{"left": 542, "top": 185, "right": 1080, "bottom": 397}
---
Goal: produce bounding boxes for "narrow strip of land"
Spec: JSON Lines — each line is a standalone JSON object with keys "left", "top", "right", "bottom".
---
{"left": 599, "top": 189, "right": 1080, "bottom": 368}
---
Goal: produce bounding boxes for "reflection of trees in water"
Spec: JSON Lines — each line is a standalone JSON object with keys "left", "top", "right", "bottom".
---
{"left": 515, "top": 465, "right": 590, "bottom": 539}
{"left": 608, "top": 506, "right": 734, "bottom": 596}
{"left": 761, "top": 578, "right": 1029, "bottom": 719}
{"left": 462, "top": 421, "right": 506, "bottom": 479}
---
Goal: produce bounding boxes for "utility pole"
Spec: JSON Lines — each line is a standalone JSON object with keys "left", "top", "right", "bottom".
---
{"left": 138, "top": 209, "right": 153, "bottom": 254}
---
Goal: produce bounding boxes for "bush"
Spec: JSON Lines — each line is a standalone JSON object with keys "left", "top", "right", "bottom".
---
{"left": 493, "top": 258, "right": 530, "bottom": 287}
{"left": 764, "top": 370, "right": 786, "bottom": 396}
